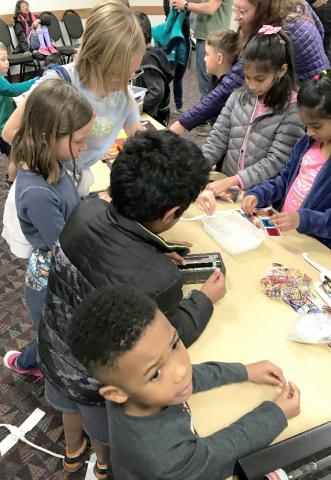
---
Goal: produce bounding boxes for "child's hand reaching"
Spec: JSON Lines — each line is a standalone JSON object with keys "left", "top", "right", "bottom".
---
{"left": 195, "top": 190, "right": 216, "bottom": 215}
{"left": 273, "top": 382, "right": 301, "bottom": 419}
{"left": 246, "top": 360, "right": 286, "bottom": 387}
{"left": 271, "top": 212, "right": 300, "bottom": 232}
{"left": 206, "top": 177, "right": 239, "bottom": 197}
{"left": 241, "top": 195, "right": 258, "bottom": 216}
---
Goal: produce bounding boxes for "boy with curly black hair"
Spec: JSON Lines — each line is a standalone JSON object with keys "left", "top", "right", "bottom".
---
{"left": 68, "top": 286, "right": 300, "bottom": 480}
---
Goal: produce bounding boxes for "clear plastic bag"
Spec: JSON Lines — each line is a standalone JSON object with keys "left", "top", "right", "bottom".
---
{"left": 289, "top": 313, "right": 331, "bottom": 344}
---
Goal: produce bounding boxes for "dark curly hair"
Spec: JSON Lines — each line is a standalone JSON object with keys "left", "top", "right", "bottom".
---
{"left": 297, "top": 70, "right": 331, "bottom": 119}
{"left": 135, "top": 11, "right": 152, "bottom": 45}
{"left": 110, "top": 130, "right": 210, "bottom": 222}
{"left": 67, "top": 287, "right": 157, "bottom": 378}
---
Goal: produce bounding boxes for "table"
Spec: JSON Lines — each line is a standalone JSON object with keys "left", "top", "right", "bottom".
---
{"left": 90, "top": 123, "right": 331, "bottom": 478}
{"left": 162, "top": 191, "right": 331, "bottom": 479}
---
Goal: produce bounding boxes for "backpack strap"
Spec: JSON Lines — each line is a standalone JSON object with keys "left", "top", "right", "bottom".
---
{"left": 45, "top": 64, "right": 72, "bottom": 83}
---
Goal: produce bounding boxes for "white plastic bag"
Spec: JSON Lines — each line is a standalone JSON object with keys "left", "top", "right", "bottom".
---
{"left": 289, "top": 313, "right": 331, "bottom": 344}
{"left": 1, "top": 180, "right": 32, "bottom": 259}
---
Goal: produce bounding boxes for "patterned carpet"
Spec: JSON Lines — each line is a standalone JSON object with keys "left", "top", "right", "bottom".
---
{"left": 0, "top": 53, "right": 204, "bottom": 479}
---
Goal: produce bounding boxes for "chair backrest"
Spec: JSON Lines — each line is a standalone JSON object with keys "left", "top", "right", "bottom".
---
{"left": 41, "top": 11, "right": 63, "bottom": 44}
{"left": 63, "top": 10, "right": 83, "bottom": 43}
{"left": 0, "top": 18, "right": 13, "bottom": 51}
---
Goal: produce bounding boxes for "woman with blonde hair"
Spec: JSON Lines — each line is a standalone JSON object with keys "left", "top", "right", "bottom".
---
{"left": 3, "top": 0, "right": 146, "bottom": 194}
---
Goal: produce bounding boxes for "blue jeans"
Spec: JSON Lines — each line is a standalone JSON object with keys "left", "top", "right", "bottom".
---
{"left": 172, "top": 62, "right": 187, "bottom": 109}
{"left": 195, "top": 39, "right": 212, "bottom": 98}
{"left": 16, "top": 286, "right": 47, "bottom": 370}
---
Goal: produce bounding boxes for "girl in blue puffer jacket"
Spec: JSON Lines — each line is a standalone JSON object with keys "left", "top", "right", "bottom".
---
{"left": 242, "top": 71, "right": 331, "bottom": 249}
{"left": 202, "top": 26, "right": 305, "bottom": 196}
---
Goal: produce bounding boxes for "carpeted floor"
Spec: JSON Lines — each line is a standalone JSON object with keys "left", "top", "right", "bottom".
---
{"left": 0, "top": 52, "right": 204, "bottom": 479}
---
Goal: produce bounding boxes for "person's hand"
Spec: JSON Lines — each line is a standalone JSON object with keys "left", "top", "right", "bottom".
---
{"left": 170, "top": 121, "right": 187, "bottom": 135}
{"left": 246, "top": 361, "right": 286, "bottom": 387}
{"left": 241, "top": 195, "right": 258, "bottom": 216}
{"left": 273, "top": 382, "right": 301, "bottom": 419}
{"left": 170, "top": 0, "right": 186, "bottom": 10}
{"left": 206, "top": 177, "right": 239, "bottom": 197}
{"left": 165, "top": 251, "right": 186, "bottom": 265}
{"left": 313, "top": 0, "right": 327, "bottom": 8}
{"left": 23, "top": 51, "right": 32, "bottom": 56}
{"left": 98, "top": 191, "right": 112, "bottom": 203}
{"left": 195, "top": 190, "right": 216, "bottom": 216}
{"left": 201, "top": 269, "right": 226, "bottom": 303}
{"left": 32, "top": 19, "right": 40, "bottom": 28}
{"left": 270, "top": 212, "right": 300, "bottom": 232}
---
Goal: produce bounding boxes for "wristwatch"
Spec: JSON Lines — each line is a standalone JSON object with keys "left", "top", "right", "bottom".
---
{"left": 184, "top": 1, "right": 189, "bottom": 10}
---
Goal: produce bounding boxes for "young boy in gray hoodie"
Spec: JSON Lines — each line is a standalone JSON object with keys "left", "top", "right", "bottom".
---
{"left": 68, "top": 286, "right": 301, "bottom": 480}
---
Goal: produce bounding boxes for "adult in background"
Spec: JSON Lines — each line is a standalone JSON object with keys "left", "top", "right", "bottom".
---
{"left": 171, "top": 0, "right": 330, "bottom": 135}
{"left": 307, "top": 0, "right": 331, "bottom": 60}
{"left": 171, "top": 0, "right": 233, "bottom": 100}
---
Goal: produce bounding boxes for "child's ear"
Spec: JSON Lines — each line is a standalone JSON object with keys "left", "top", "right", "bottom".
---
{"left": 99, "top": 385, "right": 129, "bottom": 404}
{"left": 279, "top": 63, "right": 288, "bottom": 79}
{"left": 162, "top": 206, "right": 180, "bottom": 224}
{"left": 217, "top": 52, "right": 224, "bottom": 65}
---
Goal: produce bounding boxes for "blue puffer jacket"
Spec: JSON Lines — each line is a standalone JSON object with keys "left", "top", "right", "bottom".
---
{"left": 245, "top": 135, "right": 331, "bottom": 249}
{"left": 179, "top": 17, "right": 330, "bottom": 131}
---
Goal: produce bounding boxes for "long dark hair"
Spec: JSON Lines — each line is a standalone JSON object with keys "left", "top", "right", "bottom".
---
{"left": 14, "top": 1, "right": 28, "bottom": 17}
{"left": 297, "top": 70, "right": 331, "bottom": 118}
{"left": 241, "top": 28, "right": 296, "bottom": 111}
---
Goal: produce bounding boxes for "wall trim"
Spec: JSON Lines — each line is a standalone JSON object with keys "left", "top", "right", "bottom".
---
{"left": 1, "top": 6, "right": 164, "bottom": 26}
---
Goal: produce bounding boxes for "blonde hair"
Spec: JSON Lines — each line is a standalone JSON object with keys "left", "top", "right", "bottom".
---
{"left": 0, "top": 42, "right": 7, "bottom": 53}
{"left": 206, "top": 30, "right": 238, "bottom": 63}
{"left": 12, "top": 79, "right": 93, "bottom": 185}
{"left": 76, "top": 0, "right": 145, "bottom": 97}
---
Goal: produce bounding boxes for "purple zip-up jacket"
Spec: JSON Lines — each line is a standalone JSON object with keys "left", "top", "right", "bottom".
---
{"left": 179, "top": 15, "right": 330, "bottom": 131}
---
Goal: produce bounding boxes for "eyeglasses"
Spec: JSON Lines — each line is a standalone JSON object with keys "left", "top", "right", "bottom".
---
{"left": 232, "top": 6, "right": 252, "bottom": 20}
{"left": 129, "top": 68, "right": 144, "bottom": 83}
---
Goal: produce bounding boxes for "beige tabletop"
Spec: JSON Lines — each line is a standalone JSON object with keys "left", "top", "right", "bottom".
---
{"left": 162, "top": 195, "right": 331, "bottom": 478}
{"left": 90, "top": 121, "right": 331, "bottom": 478}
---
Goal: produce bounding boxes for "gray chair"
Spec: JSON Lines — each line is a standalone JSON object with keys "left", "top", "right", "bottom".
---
{"left": 0, "top": 18, "right": 40, "bottom": 81}
{"left": 63, "top": 10, "right": 83, "bottom": 48}
{"left": 41, "top": 11, "right": 76, "bottom": 64}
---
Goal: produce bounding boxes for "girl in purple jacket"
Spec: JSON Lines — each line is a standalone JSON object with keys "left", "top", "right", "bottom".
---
{"left": 242, "top": 71, "right": 331, "bottom": 249}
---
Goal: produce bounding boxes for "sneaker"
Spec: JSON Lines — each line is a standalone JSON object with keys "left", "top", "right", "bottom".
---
{"left": 174, "top": 106, "right": 184, "bottom": 114}
{"left": 47, "top": 45, "right": 58, "bottom": 54}
{"left": 3, "top": 350, "right": 43, "bottom": 378}
{"left": 38, "top": 47, "right": 51, "bottom": 56}
{"left": 63, "top": 435, "right": 91, "bottom": 473}
{"left": 94, "top": 462, "right": 108, "bottom": 480}
{"left": 196, "top": 122, "right": 212, "bottom": 137}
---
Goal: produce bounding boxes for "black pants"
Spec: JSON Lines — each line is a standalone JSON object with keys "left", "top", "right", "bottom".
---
{"left": 0, "top": 137, "right": 11, "bottom": 156}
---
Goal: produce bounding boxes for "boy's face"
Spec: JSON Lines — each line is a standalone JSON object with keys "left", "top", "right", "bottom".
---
{"left": 0, "top": 50, "right": 9, "bottom": 75}
{"left": 100, "top": 310, "right": 193, "bottom": 412}
{"left": 204, "top": 45, "right": 223, "bottom": 75}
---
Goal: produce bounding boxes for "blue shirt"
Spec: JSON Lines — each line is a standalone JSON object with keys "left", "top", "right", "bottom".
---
{"left": 15, "top": 167, "right": 80, "bottom": 249}
{"left": 39, "top": 63, "right": 141, "bottom": 170}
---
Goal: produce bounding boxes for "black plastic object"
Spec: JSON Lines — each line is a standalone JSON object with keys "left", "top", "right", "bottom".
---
{"left": 235, "top": 422, "right": 331, "bottom": 480}
{"left": 178, "top": 252, "right": 225, "bottom": 284}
